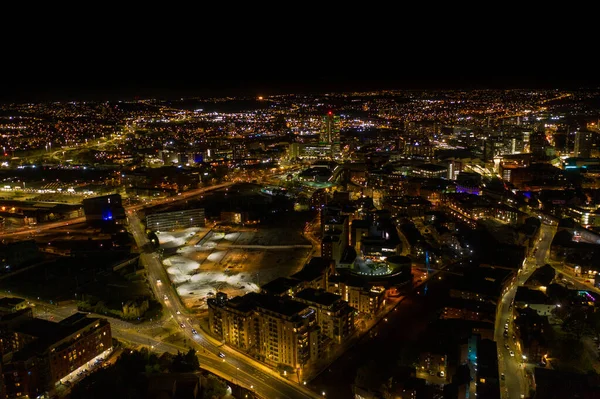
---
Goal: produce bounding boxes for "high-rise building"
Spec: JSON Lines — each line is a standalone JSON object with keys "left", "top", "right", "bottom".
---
{"left": 574, "top": 130, "right": 594, "bottom": 158}
{"left": 320, "top": 111, "right": 341, "bottom": 158}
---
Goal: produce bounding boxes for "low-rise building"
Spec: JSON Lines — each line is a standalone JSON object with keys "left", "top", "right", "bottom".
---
{"left": 0, "top": 298, "right": 29, "bottom": 314}
{"left": 2, "top": 312, "right": 112, "bottom": 397}
{"left": 441, "top": 297, "right": 497, "bottom": 323}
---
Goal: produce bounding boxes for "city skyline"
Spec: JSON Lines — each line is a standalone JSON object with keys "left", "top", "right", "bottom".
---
{"left": 1, "top": 86, "right": 600, "bottom": 398}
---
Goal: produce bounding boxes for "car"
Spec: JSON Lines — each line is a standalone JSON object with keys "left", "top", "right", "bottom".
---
{"left": 180, "top": 323, "right": 185, "bottom": 328}
{"left": 156, "top": 279, "right": 162, "bottom": 284}
{"left": 191, "top": 329, "right": 197, "bottom": 334}
{"left": 505, "top": 344, "right": 510, "bottom": 350}
{"left": 505, "top": 323, "right": 509, "bottom": 329}
{"left": 176, "top": 310, "right": 181, "bottom": 315}
{"left": 163, "top": 294, "right": 168, "bottom": 300}
{"left": 218, "top": 352, "right": 225, "bottom": 358}
{"left": 510, "top": 351, "right": 515, "bottom": 357}
{"left": 501, "top": 373, "right": 505, "bottom": 380}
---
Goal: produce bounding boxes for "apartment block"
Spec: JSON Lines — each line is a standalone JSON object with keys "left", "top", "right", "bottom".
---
{"left": 292, "top": 288, "right": 355, "bottom": 345}
{"left": 208, "top": 292, "right": 320, "bottom": 371}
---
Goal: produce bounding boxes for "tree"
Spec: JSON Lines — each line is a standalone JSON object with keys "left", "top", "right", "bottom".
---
{"left": 562, "top": 307, "right": 590, "bottom": 341}
{"left": 170, "top": 349, "right": 200, "bottom": 372}
{"left": 202, "top": 374, "right": 228, "bottom": 399}
{"left": 588, "top": 310, "right": 600, "bottom": 343}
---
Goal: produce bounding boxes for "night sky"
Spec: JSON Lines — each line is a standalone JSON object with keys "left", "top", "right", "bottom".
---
{"left": 2, "top": 30, "right": 598, "bottom": 103}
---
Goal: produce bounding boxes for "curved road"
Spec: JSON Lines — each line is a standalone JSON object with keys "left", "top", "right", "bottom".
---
{"left": 127, "top": 188, "right": 320, "bottom": 399}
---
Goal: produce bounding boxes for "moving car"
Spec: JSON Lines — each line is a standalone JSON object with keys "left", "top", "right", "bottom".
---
{"left": 510, "top": 351, "right": 515, "bottom": 357}
{"left": 218, "top": 352, "right": 225, "bottom": 358}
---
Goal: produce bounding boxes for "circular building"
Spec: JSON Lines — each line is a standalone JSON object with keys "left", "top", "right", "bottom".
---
{"left": 385, "top": 255, "right": 412, "bottom": 275}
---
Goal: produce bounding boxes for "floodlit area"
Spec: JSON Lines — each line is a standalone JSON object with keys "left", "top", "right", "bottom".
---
{"left": 353, "top": 257, "right": 393, "bottom": 276}
{"left": 156, "top": 226, "right": 311, "bottom": 310}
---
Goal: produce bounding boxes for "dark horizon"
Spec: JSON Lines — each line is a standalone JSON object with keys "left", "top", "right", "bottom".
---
{"left": 4, "top": 70, "right": 600, "bottom": 104}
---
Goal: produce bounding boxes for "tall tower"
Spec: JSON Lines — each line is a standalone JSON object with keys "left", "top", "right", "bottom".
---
{"left": 574, "top": 130, "right": 594, "bottom": 158}
{"left": 321, "top": 111, "right": 341, "bottom": 158}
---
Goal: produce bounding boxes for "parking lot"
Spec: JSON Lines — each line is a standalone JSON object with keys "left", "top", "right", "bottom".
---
{"left": 157, "top": 226, "right": 312, "bottom": 310}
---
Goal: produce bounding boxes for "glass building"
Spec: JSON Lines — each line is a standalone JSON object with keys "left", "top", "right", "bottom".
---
{"left": 146, "top": 208, "right": 205, "bottom": 231}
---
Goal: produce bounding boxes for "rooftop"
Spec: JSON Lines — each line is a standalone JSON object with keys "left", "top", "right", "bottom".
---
{"left": 294, "top": 288, "right": 341, "bottom": 307}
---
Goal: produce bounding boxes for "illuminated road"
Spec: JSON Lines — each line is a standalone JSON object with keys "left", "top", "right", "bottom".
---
{"left": 0, "top": 179, "right": 320, "bottom": 397}
{"left": 127, "top": 187, "right": 320, "bottom": 399}
{"left": 0, "top": 183, "right": 233, "bottom": 239}
{"left": 495, "top": 223, "right": 557, "bottom": 399}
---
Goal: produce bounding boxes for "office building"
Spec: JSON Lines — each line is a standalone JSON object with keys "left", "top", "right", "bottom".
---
{"left": 320, "top": 112, "right": 341, "bottom": 158}
{"left": 574, "top": 130, "right": 594, "bottom": 158}
{"left": 146, "top": 208, "right": 205, "bottom": 232}
{"left": 82, "top": 194, "right": 126, "bottom": 225}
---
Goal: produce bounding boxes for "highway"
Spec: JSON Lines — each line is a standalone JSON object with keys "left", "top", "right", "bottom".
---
{"left": 0, "top": 182, "right": 233, "bottom": 239}
{"left": 495, "top": 222, "right": 557, "bottom": 399}
{"left": 126, "top": 187, "right": 320, "bottom": 399}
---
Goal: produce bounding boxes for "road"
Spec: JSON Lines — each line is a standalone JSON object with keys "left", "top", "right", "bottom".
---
{"left": 0, "top": 182, "right": 233, "bottom": 239}
{"left": 0, "top": 180, "right": 319, "bottom": 398}
{"left": 495, "top": 223, "right": 557, "bottom": 399}
{"left": 126, "top": 188, "right": 320, "bottom": 399}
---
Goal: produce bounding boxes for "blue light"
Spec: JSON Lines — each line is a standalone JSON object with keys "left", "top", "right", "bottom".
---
{"left": 102, "top": 209, "right": 113, "bottom": 221}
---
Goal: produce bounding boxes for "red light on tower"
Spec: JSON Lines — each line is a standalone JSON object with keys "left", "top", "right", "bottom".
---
{"left": 328, "top": 111, "right": 332, "bottom": 115}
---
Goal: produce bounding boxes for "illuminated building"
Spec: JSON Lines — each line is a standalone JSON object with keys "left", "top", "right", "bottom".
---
{"left": 82, "top": 194, "right": 126, "bottom": 225}
{"left": 146, "top": 208, "right": 205, "bottom": 232}
{"left": 327, "top": 276, "right": 385, "bottom": 315}
{"left": 1, "top": 312, "right": 112, "bottom": 398}
{"left": 292, "top": 288, "right": 355, "bottom": 345}
{"left": 574, "top": 130, "right": 594, "bottom": 158}
{"left": 320, "top": 112, "right": 341, "bottom": 158}
{"left": 208, "top": 292, "right": 320, "bottom": 370}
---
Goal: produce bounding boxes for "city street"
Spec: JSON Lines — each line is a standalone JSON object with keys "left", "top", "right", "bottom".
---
{"left": 127, "top": 188, "right": 321, "bottom": 399}
{"left": 495, "top": 222, "right": 557, "bottom": 399}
